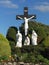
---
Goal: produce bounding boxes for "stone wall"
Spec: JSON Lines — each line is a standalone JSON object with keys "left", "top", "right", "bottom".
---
{"left": 0, "top": 62, "right": 42, "bottom": 65}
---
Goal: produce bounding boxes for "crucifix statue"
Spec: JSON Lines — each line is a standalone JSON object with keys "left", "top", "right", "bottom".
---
{"left": 16, "top": 7, "right": 36, "bottom": 36}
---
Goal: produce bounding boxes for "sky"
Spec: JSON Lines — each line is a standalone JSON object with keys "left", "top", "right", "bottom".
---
{"left": 0, "top": 0, "right": 49, "bottom": 36}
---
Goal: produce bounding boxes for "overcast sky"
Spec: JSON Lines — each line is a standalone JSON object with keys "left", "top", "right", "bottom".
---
{"left": 0, "top": 0, "right": 49, "bottom": 36}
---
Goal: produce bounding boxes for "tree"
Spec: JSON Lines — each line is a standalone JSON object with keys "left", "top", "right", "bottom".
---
{"left": 0, "top": 34, "right": 11, "bottom": 60}
{"left": 9, "top": 41, "right": 15, "bottom": 55}
{"left": 42, "top": 36, "right": 49, "bottom": 46}
{"left": 6, "top": 26, "right": 18, "bottom": 43}
{"left": 6, "top": 26, "right": 18, "bottom": 55}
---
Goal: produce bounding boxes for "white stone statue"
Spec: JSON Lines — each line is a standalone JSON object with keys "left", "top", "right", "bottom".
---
{"left": 17, "top": 16, "right": 34, "bottom": 36}
{"left": 16, "top": 30, "right": 22, "bottom": 47}
{"left": 24, "top": 36, "right": 30, "bottom": 45}
{"left": 31, "top": 30, "right": 38, "bottom": 45}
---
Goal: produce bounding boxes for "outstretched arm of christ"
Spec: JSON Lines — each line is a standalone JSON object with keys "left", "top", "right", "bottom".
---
{"left": 17, "top": 16, "right": 23, "bottom": 19}
{"left": 28, "top": 16, "right": 34, "bottom": 20}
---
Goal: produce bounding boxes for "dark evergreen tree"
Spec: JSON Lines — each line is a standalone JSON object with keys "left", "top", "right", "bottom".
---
{"left": 6, "top": 26, "right": 18, "bottom": 55}
{"left": 6, "top": 26, "right": 18, "bottom": 43}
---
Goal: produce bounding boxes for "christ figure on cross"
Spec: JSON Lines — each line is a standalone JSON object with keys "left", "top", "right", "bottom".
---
{"left": 17, "top": 16, "right": 34, "bottom": 36}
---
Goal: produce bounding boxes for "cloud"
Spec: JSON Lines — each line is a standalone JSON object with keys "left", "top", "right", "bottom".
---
{"left": 0, "top": 0, "right": 18, "bottom": 8}
{"left": 33, "top": 2, "right": 49, "bottom": 12}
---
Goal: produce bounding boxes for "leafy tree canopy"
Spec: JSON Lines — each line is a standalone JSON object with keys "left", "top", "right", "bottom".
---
{"left": 0, "top": 34, "right": 11, "bottom": 60}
